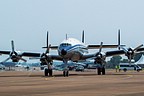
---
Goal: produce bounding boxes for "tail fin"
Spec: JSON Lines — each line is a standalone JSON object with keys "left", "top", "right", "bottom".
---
{"left": 82, "top": 30, "right": 85, "bottom": 43}
{"left": 46, "top": 31, "right": 50, "bottom": 53}
{"left": 118, "top": 29, "right": 121, "bottom": 50}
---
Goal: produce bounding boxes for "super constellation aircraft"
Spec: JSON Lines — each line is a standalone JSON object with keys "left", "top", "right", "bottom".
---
{"left": 29, "top": 30, "right": 144, "bottom": 76}
{"left": 0, "top": 30, "right": 144, "bottom": 76}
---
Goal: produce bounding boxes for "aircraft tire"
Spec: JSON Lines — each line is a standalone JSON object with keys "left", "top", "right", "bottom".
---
{"left": 63, "top": 70, "right": 69, "bottom": 77}
{"left": 102, "top": 67, "right": 105, "bottom": 75}
{"left": 66, "top": 70, "right": 69, "bottom": 77}
{"left": 44, "top": 69, "right": 49, "bottom": 76}
{"left": 97, "top": 68, "right": 101, "bottom": 75}
{"left": 63, "top": 70, "right": 66, "bottom": 77}
{"left": 49, "top": 69, "right": 53, "bottom": 76}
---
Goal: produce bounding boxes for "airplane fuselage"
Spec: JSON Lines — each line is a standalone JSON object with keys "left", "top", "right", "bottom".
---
{"left": 58, "top": 38, "right": 88, "bottom": 61}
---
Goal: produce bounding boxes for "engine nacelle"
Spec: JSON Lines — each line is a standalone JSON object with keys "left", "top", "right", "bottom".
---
{"left": 11, "top": 54, "right": 20, "bottom": 62}
{"left": 40, "top": 53, "right": 52, "bottom": 65}
{"left": 125, "top": 48, "right": 134, "bottom": 59}
{"left": 94, "top": 52, "right": 106, "bottom": 64}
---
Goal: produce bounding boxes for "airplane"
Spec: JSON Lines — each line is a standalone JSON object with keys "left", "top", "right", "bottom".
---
{"left": 1, "top": 30, "right": 144, "bottom": 77}
{"left": 0, "top": 40, "right": 40, "bottom": 63}
{"left": 28, "top": 29, "right": 144, "bottom": 76}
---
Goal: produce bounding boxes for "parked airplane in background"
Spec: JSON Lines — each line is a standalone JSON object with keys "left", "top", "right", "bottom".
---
{"left": 0, "top": 30, "right": 144, "bottom": 77}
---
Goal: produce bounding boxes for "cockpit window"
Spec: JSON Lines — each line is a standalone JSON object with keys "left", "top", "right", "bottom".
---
{"left": 60, "top": 43, "right": 71, "bottom": 47}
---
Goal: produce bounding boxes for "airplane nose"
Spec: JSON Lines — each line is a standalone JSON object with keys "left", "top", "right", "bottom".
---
{"left": 61, "top": 49, "right": 67, "bottom": 55}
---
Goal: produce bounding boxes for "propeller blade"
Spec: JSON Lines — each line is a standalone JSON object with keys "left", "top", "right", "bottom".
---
{"left": 2, "top": 57, "right": 11, "bottom": 62}
{"left": 20, "top": 57, "right": 27, "bottom": 62}
{"left": 82, "top": 30, "right": 84, "bottom": 43}
{"left": 44, "top": 59, "right": 49, "bottom": 65}
{"left": 11, "top": 40, "right": 15, "bottom": 53}
{"left": 99, "top": 42, "right": 103, "bottom": 53}
{"left": 16, "top": 56, "right": 27, "bottom": 62}
{"left": 134, "top": 44, "right": 143, "bottom": 51}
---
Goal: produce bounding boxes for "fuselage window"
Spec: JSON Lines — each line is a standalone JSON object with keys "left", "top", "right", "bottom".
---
{"left": 60, "top": 43, "right": 71, "bottom": 47}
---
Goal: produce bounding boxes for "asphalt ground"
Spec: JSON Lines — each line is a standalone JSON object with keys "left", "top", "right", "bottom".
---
{"left": 0, "top": 69, "right": 144, "bottom": 96}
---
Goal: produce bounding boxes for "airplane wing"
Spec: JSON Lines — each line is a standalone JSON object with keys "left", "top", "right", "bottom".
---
{"left": 22, "top": 52, "right": 41, "bottom": 57}
{"left": 105, "top": 50, "right": 125, "bottom": 57}
{"left": 106, "top": 48, "right": 144, "bottom": 57}
{"left": 43, "top": 46, "right": 58, "bottom": 50}
{"left": 0, "top": 51, "right": 41, "bottom": 57}
{"left": 81, "top": 50, "right": 125, "bottom": 60}
{"left": 87, "top": 44, "right": 125, "bottom": 49}
{"left": 82, "top": 47, "right": 144, "bottom": 60}
{"left": 136, "top": 47, "right": 144, "bottom": 52}
{"left": 0, "top": 51, "right": 11, "bottom": 55}
{"left": 22, "top": 52, "right": 63, "bottom": 60}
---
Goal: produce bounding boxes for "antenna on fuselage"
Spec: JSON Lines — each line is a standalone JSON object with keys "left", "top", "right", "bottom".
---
{"left": 82, "top": 30, "right": 85, "bottom": 43}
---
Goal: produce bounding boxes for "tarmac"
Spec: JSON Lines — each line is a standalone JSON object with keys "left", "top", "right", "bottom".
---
{"left": 0, "top": 69, "right": 144, "bottom": 96}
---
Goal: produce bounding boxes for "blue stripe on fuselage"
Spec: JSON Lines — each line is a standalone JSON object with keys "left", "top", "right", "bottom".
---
{"left": 66, "top": 44, "right": 87, "bottom": 53}
{"left": 58, "top": 44, "right": 88, "bottom": 56}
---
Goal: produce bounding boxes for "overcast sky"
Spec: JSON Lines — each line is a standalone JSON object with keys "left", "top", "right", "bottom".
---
{"left": 0, "top": 0, "right": 144, "bottom": 61}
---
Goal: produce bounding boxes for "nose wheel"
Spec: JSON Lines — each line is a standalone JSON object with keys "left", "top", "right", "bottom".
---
{"left": 63, "top": 60, "right": 69, "bottom": 77}
{"left": 63, "top": 70, "right": 69, "bottom": 77}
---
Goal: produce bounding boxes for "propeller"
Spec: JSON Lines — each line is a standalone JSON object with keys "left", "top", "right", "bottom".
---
{"left": 122, "top": 44, "right": 143, "bottom": 65}
{"left": 29, "top": 31, "right": 52, "bottom": 65}
{"left": 2, "top": 40, "right": 27, "bottom": 63}
{"left": 94, "top": 42, "right": 106, "bottom": 64}
{"left": 40, "top": 31, "right": 52, "bottom": 65}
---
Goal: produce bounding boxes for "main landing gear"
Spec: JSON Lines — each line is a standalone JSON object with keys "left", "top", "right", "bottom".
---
{"left": 63, "top": 70, "right": 69, "bottom": 77}
{"left": 44, "top": 68, "right": 53, "bottom": 76}
{"left": 44, "top": 62, "right": 53, "bottom": 77}
{"left": 97, "top": 64, "right": 105, "bottom": 75}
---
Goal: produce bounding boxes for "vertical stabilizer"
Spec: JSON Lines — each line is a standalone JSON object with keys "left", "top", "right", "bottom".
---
{"left": 82, "top": 30, "right": 85, "bottom": 43}
{"left": 118, "top": 29, "right": 121, "bottom": 50}
{"left": 46, "top": 31, "right": 49, "bottom": 53}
